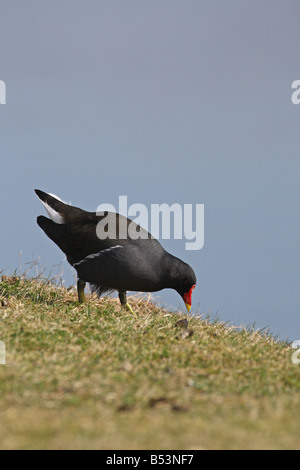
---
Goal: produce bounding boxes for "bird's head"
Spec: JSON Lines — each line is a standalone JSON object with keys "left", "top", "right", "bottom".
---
{"left": 182, "top": 283, "right": 196, "bottom": 312}
{"left": 174, "top": 264, "right": 197, "bottom": 312}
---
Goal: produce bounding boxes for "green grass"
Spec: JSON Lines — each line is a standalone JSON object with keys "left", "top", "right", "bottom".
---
{"left": 0, "top": 275, "right": 299, "bottom": 449}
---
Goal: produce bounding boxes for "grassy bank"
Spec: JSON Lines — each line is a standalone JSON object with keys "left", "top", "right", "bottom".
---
{"left": 0, "top": 275, "right": 299, "bottom": 449}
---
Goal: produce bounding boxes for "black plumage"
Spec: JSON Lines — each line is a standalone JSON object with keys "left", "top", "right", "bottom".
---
{"left": 35, "top": 190, "right": 196, "bottom": 310}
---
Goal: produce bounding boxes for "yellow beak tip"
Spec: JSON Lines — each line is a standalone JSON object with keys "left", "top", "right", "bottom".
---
{"left": 185, "top": 303, "right": 191, "bottom": 312}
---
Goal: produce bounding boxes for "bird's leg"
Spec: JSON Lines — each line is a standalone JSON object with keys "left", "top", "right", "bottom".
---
{"left": 77, "top": 279, "right": 86, "bottom": 303}
{"left": 118, "top": 291, "right": 134, "bottom": 314}
{"left": 118, "top": 291, "right": 127, "bottom": 306}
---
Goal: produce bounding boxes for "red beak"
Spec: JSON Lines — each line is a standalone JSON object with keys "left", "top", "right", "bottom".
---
{"left": 183, "top": 285, "right": 196, "bottom": 312}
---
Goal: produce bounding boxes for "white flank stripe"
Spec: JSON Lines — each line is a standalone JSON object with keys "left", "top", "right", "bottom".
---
{"left": 75, "top": 246, "right": 123, "bottom": 266}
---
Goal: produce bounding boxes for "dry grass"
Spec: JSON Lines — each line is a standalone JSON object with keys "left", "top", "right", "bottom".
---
{"left": 0, "top": 275, "right": 300, "bottom": 449}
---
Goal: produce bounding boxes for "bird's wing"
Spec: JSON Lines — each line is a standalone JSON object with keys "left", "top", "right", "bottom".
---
{"left": 74, "top": 243, "right": 161, "bottom": 293}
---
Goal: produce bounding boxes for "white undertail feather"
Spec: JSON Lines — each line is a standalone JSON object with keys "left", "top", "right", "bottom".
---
{"left": 38, "top": 192, "right": 69, "bottom": 225}
{"left": 42, "top": 202, "right": 64, "bottom": 224}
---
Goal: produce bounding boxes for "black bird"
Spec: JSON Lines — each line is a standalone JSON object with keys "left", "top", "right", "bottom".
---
{"left": 35, "top": 190, "right": 196, "bottom": 311}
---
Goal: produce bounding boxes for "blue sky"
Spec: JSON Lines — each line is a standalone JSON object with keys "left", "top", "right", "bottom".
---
{"left": 0, "top": 1, "right": 299, "bottom": 339}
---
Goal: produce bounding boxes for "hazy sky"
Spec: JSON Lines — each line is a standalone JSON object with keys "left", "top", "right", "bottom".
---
{"left": 0, "top": 1, "right": 299, "bottom": 340}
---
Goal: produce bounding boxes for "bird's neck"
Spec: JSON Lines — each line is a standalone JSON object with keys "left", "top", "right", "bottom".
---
{"left": 161, "top": 252, "right": 187, "bottom": 291}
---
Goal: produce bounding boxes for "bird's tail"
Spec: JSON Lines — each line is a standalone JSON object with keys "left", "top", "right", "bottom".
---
{"left": 35, "top": 189, "right": 95, "bottom": 224}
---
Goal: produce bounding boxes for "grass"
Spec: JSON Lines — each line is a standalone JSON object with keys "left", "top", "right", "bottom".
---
{"left": 0, "top": 275, "right": 299, "bottom": 449}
